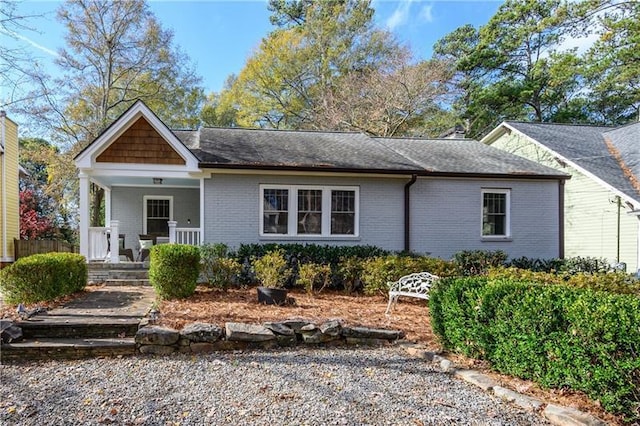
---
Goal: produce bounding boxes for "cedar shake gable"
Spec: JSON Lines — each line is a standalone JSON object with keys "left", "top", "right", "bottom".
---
{"left": 96, "top": 117, "right": 185, "bottom": 165}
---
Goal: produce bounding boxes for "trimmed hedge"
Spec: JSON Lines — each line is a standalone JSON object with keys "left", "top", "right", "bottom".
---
{"left": 0, "top": 252, "right": 87, "bottom": 304}
{"left": 430, "top": 277, "right": 640, "bottom": 420}
{"left": 149, "top": 244, "right": 201, "bottom": 299}
{"left": 487, "top": 266, "right": 640, "bottom": 296}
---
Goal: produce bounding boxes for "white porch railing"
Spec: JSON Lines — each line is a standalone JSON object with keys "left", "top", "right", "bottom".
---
{"left": 88, "top": 221, "right": 201, "bottom": 263}
{"left": 168, "top": 221, "right": 202, "bottom": 245}
{"left": 89, "top": 227, "right": 110, "bottom": 261}
{"left": 88, "top": 221, "right": 121, "bottom": 263}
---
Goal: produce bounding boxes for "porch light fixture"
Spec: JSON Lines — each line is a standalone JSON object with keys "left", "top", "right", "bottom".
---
{"left": 153, "top": 178, "right": 163, "bottom": 185}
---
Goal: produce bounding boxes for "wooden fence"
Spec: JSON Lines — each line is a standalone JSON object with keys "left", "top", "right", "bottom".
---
{"left": 14, "top": 239, "right": 78, "bottom": 260}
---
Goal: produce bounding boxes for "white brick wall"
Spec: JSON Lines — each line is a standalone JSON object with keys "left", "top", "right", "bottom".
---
{"left": 111, "top": 186, "right": 199, "bottom": 250}
{"left": 411, "top": 177, "right": 560, "bottom": 260}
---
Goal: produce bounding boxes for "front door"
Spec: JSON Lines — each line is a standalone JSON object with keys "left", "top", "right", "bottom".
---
{"left": 143, "top": 196, "right": 173, "bottom": 237}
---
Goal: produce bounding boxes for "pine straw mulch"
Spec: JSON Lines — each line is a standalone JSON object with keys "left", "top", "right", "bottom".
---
{"left": 0, "top": 285, "right": 624, "bottom": 425}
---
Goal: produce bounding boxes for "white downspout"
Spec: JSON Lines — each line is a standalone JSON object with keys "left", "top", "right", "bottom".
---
{"left": 200, "top": 177, "right": 205, "bottom": 244}
{"left": 1, "top": 111, "right": 7, "bottom": 261}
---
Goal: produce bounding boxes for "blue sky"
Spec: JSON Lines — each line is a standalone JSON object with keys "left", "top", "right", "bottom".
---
{"left": 8, "top": 0, "right": 504, "bottom": 97}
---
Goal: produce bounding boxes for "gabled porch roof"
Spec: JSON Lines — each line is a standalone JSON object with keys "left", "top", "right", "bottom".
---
{"left": 74, "top": 100, "right": 201, "bottom": 188}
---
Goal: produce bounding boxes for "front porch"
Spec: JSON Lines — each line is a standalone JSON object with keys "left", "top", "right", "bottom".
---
{"left": 74, "top": 102, "right": 205, "bottom": 263}
{"left": 88, "top": 219, "right": 202, "bottom": 263}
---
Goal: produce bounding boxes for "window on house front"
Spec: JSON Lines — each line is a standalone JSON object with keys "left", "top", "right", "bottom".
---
{"left": 263, "top": 189, "right": 289, "bottom": 234}
{"left": 298, "top": 189, "right": 322, "bottom": 234}
{"left": 331, "top": 190, "right": 355, "bottom": 235}
{"left": 260, "top": 185, "right": 359, "bottom": 237}
{"left": 144, "top": 196, "right": 173, "bottom": 237}
{"left": 482, "top": 189, "right": 510, "bottom": 238}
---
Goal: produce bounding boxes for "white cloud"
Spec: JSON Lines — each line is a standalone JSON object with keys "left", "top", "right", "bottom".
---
{"left": 419, "top": 4, "right": 433, "bottom": 23}
{"left": 558, "top": 32, "right": 600, "bottom": 55}
{"left": 0, "top": 28, "right": 59, "bottom": 58}
{"left": 386, "top": 0, "right": 413, "bottom": 31}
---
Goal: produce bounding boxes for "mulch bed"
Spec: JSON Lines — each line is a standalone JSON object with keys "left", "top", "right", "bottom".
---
{"left": 157, "top": 286, "right": 438, "bottom": 347}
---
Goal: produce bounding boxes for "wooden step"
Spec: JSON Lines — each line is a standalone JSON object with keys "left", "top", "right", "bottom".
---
{"left": 1, "top": 337, "right": 137, "bottom": 362}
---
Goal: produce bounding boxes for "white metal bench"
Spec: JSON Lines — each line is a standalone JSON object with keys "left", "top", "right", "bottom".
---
{"left": 385, "top": 272, "right": 439, "bottom": 316}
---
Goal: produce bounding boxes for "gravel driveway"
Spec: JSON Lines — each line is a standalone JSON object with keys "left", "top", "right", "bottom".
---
{"left": 1, "top": 347, "right": 549, "bottom": 425}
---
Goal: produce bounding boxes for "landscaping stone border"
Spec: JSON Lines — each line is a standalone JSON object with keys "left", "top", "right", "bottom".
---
{"left": 135, "top": 319, "right": 405, "bottom": 354}
{"left": 399, "top": 343, "right": 608, "bottom": 426}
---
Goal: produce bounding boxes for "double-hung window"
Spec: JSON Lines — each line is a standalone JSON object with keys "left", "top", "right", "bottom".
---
{"left": 261, "top": 185, "right": 359, "bottom": 237}
{"left": 481, "top": 189, "right": 510, "bottom": 238}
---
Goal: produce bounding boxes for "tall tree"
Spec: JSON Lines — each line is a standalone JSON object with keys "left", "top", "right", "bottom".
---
{"left": 0, "top": 0, "right": 43, "bottom": 108}
{"left": 226, "top": 0, "right": 402, "bottom": 130}
{"left": 313, "top": 54, "right": 453, "bottom": 136}
{"left": 435, "top": 0, "right": 585, "bottom": 138}
{"left": 19, "top": 0, "right": 205, "bottom": 226}
{"left": 581, "top": 1, "right": 640, "bottom": 123}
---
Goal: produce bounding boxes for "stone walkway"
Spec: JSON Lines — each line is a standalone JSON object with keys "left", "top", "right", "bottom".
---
{"left": 43, "top": 285, "right": 156, "bottom": 320}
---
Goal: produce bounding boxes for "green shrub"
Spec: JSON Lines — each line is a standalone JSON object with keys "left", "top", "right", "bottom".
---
{"left": 251, "top": 249, "right": 292, "bottom": 288}
{"left": 487, "top": 266, "right": 640, "bottom": 296}
{"left": 337, "top": 256, "right": 364, "bottom": 294}
{"left": 453, "top": 250, "right": 507, "bottom": 275}
{"left": 430, "top": 277, "right": 640, "bottom": 420}
{"left": 149, "top": 244, "right": 200, "bottom": 299}
{"left": 296, "top": 262, "right": 331, "bottom": 295}
{"left": 0, "top": 252, "right": 87, "bottom": 304}
{"left": 199, "top": 243, "right": 241, "bottom": 291}
{"left": 361, "top": 255, "right": 459, "bottom": 296}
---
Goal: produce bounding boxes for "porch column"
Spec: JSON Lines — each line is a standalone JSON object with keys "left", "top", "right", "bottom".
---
{"left": 168, "top": 221, "right": 177, "bottom": 243}
{"left": 79, "top": 172, "right": 90, "bottom": 261}
{"left": 105, "top": 188, "right": 111, "bottom": 225}
{"left": 110, "top": 220, "right": 120, "bottom": 264}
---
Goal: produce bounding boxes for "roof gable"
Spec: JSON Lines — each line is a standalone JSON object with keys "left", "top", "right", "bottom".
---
{"left": 483, "top": 121, "right": 640, "bottom": 204}
{"left": 96, "top": 117, "right": 185, "bottom": 165}
{"left": 74, "top": 100, "right": 198, "bottom": 170}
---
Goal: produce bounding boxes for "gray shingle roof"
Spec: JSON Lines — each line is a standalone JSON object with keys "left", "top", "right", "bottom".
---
{"left": 504, "top": 121, "right": 640, "bottom": 202}
{"left": 604, "top": 122, "right": 640, "bottom": 190}
{"left": 172, "top": 127, "right": 567, "bottom": 179}
{"left": 375, "top": 137, "right": 564, "bottom": 176}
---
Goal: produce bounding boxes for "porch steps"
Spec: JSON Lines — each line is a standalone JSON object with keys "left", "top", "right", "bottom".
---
{"left": 104, "top": 278, "right": 150, "bottom": 286}
{"left": 88, "top": 262, "right": 150, "bottom": 287}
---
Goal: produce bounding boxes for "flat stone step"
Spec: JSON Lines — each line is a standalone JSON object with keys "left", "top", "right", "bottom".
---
{"left": 19, "top": 316, "right": 141, "bottom": 339}
{"left": 104, "top": 278, "right": 150, "bottom": 286}
{"left": 88, "top": 262, "right": 149, "bottom": 270}
{"left": 0, "top": 337, "right": 137, "bottom": 362}
{"left": 108, "top": 270, "right": 149, "bottom": 279}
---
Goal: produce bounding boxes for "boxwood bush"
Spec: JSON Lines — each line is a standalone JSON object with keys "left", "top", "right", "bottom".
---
{"left": 430, "top": 276, "right": 640, "bottom": 420}
{"left": 149, "top": 244, "right": 201, "bottom": 299}
{"left": 0, "top": 252, "right": 87, "bottom": 304}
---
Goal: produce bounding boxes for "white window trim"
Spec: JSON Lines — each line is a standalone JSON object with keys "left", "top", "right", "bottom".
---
{"left": 481, "top": 188, "right": 511, "bottom": 240}
{"left": 259, "top": 184, "right": 360, "bottom": 238}
{"left": 143, "top": 195, "right": 174, "bottom": 235}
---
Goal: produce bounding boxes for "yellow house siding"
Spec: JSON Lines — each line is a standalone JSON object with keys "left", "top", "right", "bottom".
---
{"left": 1, "top": 114, "right": 19, "bottom": 262}
{"left": 491, "top": 131, "right": 639, "bottom": 271}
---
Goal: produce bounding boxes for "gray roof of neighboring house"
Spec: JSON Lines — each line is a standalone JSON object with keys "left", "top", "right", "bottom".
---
{"left": 173, "top": 127, "right": 567, "bottom": 179}
{"left": 604, "top": 122, "right": 640, "bottom": 189}
{"left": 503, "top": 121, "right": 640, "bottom": 202}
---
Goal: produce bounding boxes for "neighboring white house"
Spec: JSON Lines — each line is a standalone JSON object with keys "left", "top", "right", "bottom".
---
{"left": 483, "top": 121, "right": 640, "bottom": 272}
{"left": 74, "top": 101, "right": 568, "bottom": 263}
